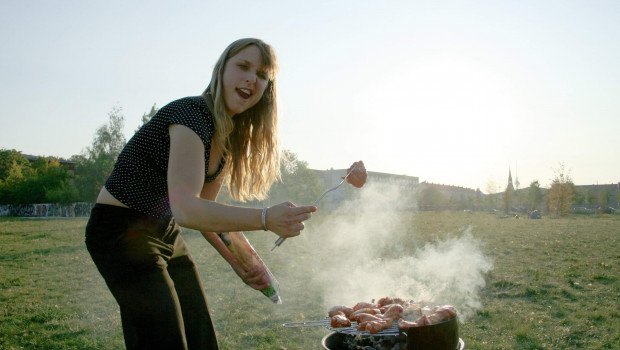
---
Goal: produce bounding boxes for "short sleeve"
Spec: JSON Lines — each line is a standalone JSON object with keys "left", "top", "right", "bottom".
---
{"left": 168, "top": 102, "right": 213, "bottom": 144}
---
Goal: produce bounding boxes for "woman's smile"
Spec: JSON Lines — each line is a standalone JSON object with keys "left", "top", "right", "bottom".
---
{"left": 237, "top": 87, "right": 252, "bottom": 99}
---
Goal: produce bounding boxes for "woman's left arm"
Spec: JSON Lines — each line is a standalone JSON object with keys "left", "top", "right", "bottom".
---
{"left": 199, "top": 176, "right": 269, "bottom": 289}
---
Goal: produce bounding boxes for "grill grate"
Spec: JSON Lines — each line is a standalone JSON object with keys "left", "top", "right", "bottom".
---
{"left": 283, "top": 317, "right": 400, "bottom": 337}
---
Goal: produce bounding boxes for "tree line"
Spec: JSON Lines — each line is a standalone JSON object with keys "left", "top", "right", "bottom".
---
{"left": 502, "top": 163, "right": 617, "bottom": 217}
{"left": 413, "top": 165, "right": 617, "bottom": 217}
{"left": 0, "top": 105, "right": 324, "bottom": 207}
{"left": 2, "top": 106, "right": 617, "bottom": 217}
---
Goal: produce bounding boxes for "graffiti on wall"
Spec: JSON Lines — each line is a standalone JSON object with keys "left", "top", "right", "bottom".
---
{"left": 0, "top": 202, "right": 95, "bottom": 217}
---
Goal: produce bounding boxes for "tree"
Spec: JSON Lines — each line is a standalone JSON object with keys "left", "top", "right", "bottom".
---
{"left": 503, "top": 184, "right": 514, "bottom": 214}
{"left": 45, "top": 178, "right": 80, "bottom": 204}
{"left": 0, "top": 151, "right": 33, "bottom": 204}
{"left": 0, "top": 155, "right": 75, "bottom": 205}
{"left": 448, "top": 194, "right": 460, "bottom": 210}
{"left": 419, "top": 186, "right": 446, "bottom": 210}
{"left": 597, "top": 188, "right": 611, "bottom": 208}
{"left": 267, "top": 150, "right": 323, "bottom": 206}
{"left": 215, "top": 150, "right": 323, "bottom": 208}
{"left": 474, "top": 188, "right": 484, "bottom": 210}
{"left": 30, "top": 158, "right": 74, "bottom": 203}
{"left": 585, "top": 189, "right": 597, "bottom": 206}
{"left": 0, "top": 149, "right": 30, "bottom": 180}
{"left": 36, "top": 158, "right": 79, "bottom": 204}
{"left": 89, "top": 106, "right": 126, "bottom": 159}
{"left": 572, "top": 187, "right": 586, "bottom": 205}
{"left": 484, "top": 178, "right": 499, "bottom": 209}
{"left": 545, "top": 163, "right": 575, "bottom": 217}
{"left": 135, "top": 104, "right": 158, "bottom": 133}
{"left": 73, "top": 107, "right": 127, "bottom": 202}
{"left": 528, "top": 180, "right": 544, "bottom": 210}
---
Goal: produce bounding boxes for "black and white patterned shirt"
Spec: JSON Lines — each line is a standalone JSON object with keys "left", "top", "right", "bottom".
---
{"left": 105, "top": 96, "right": 224, "bottom": 219}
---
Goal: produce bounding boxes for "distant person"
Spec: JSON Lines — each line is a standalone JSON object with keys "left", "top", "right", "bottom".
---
{"left": 85, "top": 38, "right": 321, "bottom": 350}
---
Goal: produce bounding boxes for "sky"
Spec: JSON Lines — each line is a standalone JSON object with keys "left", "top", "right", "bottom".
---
{"left": 1, "top": 0, "right": 618, "bottom": 193}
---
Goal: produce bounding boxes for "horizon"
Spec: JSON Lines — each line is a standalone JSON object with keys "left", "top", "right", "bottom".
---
{"left": 11, "top": 150, "right": 618, "bottom": 194}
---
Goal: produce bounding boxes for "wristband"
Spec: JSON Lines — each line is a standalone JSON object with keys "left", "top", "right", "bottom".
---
{"left": 261, "top": 207, "right": 269, "bottom": 231}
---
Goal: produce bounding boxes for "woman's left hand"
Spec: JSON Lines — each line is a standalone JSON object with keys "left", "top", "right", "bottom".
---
{"left": 230, "top": 259, "right": 270, "bottom": 290}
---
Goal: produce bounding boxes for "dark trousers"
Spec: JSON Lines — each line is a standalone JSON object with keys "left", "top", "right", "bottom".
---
{"left": 85, "top": 204, "right": 219, "bottom": 350}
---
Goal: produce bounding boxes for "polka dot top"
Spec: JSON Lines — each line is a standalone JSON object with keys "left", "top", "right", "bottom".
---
{"left": 105, "top": 96, "right": 224, "bottom": 219}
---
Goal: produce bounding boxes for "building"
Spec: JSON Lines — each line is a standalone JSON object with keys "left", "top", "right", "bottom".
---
{"left": 417, "top": 181, "right": 482, "bottom": 210}
{"left": 573, "top": 183, "right": 619, "bottom": 208}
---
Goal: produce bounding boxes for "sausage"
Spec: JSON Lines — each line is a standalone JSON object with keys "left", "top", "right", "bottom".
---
{"left": 345, "top": 161, "right": 367, "bottom": 188}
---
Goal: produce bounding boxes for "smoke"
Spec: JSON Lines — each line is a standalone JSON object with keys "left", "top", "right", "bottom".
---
{"left": 306, "top": 181, "right": 493, "bottom": 321}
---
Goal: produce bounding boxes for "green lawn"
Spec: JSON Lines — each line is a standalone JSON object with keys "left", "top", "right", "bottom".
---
{"left": 1, "top": 212, "right": 618, "bottom": 349}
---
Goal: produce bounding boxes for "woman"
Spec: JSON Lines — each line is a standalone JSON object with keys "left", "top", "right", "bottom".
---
{"left": 85, "top": 38, "right": 318, "bottom": 350}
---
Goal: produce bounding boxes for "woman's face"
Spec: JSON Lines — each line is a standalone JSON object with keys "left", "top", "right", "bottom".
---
{"left": 222, "top": 45, "right": 270, "bottom": 117}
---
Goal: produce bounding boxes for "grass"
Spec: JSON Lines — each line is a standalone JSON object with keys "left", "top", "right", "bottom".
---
{"left": 1, "top": 212, "right": 619, "bottom": 349}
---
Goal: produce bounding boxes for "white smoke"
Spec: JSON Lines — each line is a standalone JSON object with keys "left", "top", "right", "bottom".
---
{"left": 307, "top": 181, "right": 493, "bottom": 321}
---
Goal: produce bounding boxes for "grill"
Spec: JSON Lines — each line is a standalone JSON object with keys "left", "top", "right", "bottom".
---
{"left": 284, "top": 316, "right": 465, "bottom": 350}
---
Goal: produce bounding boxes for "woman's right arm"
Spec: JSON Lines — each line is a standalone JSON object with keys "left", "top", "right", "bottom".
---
{"left": 167, "top": 124, "right": 316, "bottom": 236}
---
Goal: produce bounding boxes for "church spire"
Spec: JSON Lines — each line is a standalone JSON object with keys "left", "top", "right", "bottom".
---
{"left": 514, "top": 163, "right": 520, "bottom": 190}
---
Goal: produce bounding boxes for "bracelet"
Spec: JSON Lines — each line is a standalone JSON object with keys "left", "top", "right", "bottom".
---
{"left": 261, "top": 207, "right": 269, "bottom": 231}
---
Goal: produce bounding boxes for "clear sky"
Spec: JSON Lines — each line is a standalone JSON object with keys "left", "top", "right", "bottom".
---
{"left": 1, "top": 0, "right": 618, "bottom": 192}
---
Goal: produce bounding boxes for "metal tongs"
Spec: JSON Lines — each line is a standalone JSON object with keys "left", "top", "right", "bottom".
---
{"left": 271, "top": 163, "right": 358, "bottom": 251}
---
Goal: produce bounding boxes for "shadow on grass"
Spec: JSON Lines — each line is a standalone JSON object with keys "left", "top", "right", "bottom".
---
{"left": 591, "top": 274, "right": 616, "bottom": 284}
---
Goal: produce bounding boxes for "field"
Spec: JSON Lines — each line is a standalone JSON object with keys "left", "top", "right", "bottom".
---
{"left": 1, "top": 211, "right": 618, "bottom": 349}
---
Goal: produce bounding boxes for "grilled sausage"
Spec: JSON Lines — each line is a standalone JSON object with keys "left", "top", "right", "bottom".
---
{"left": 345, "top": 161, "right": 367, "bottom": 188}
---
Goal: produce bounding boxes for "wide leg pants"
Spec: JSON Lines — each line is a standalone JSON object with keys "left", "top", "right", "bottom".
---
{"left": 85, "top": 204, "right": 219, "bottom": 350}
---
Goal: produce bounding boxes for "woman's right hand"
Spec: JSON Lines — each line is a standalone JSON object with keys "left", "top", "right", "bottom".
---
{"left": 265, "top": 202, "right": 317, "bottom": 238}
{"left": 230, "top": 259, "right": 270, "bottom": 290}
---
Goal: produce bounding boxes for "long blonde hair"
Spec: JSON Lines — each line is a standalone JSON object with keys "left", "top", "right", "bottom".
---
{"left": 203, "top": 38, "right": 280, "bottom": 202}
